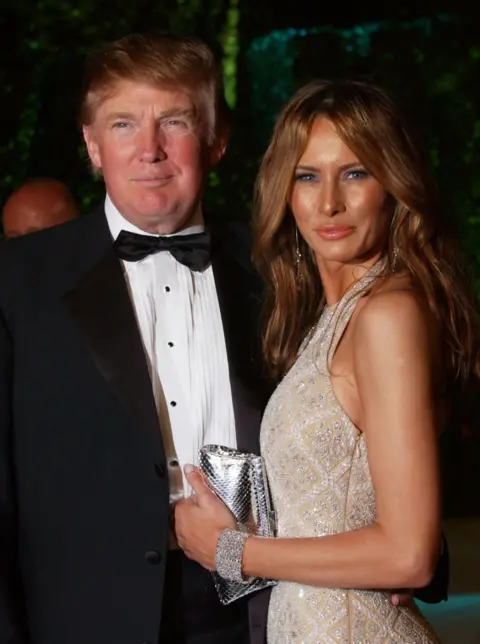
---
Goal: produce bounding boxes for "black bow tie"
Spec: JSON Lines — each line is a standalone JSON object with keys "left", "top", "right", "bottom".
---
{"left": 113, "top": 229, "right": 211, "bottom": 272}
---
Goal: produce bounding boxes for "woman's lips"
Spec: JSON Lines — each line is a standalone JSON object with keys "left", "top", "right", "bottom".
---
{"left": 316, "top": 226, "right": 354, "bottom": 240}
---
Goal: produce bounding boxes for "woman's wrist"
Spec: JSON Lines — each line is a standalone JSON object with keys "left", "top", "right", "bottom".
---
{"left": 215, "top": 528, "right": 250, "bottom": 582}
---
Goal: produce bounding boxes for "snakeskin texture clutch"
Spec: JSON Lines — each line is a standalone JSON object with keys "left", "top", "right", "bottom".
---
{"left": 199, "top": 444, "right": 277, "bottom": 605}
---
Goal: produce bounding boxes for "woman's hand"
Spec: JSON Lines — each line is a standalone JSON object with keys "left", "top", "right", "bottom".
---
{"left": 174, "top": 464, "right": 237, "bottom": 570}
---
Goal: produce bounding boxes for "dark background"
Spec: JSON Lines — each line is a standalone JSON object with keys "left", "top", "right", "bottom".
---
{"left": 0, "top": 0, "right": 478, "bottom": 516}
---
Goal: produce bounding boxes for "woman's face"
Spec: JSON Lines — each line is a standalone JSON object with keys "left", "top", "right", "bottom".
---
{"left": 290, "top": 117, "right": 391, "bottom": 270}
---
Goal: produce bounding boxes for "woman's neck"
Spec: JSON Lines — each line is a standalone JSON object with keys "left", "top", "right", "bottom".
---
{"left": 316, "top": 253, "right": 384, "bottom": 306}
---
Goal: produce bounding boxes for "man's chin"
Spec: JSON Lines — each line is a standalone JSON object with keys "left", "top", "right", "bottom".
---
{"left": 127, "top": 205, "right": 201, "bottom": 235}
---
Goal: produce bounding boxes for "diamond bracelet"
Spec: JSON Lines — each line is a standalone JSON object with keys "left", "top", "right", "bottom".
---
{"left": 215, "top": 529, "right": 250, "bottom": 583}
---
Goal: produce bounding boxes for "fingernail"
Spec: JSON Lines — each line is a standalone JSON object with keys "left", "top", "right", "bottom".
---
{"left": 392, "top": 596, "right": 399, "bottom": 606}
{"left": 184, "top": 464, "right": 195, "bottom": 475}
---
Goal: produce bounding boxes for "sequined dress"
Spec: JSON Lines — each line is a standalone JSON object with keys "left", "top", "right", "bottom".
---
{"left": 260, "top": 265, "right": 440, "bottom": 644}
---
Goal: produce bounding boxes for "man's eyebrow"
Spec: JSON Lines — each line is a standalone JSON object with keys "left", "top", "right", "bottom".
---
{"left": 158, "top": 108, "right": 195, "bottom": 119}
{"left": 105, "top": 111, "right": 136, "bottom": 122}
{"left": 105, "top": 108, "right": 195, "bottom": 122}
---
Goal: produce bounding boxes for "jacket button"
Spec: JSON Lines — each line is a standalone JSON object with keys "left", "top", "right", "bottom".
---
{"left": 154, "top": 463, "right": 166, "bottom": 478}
{"left": 145, "top": 550, "right": 162, "bottom": 565}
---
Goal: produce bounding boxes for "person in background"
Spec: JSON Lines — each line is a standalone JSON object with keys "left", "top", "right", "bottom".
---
{"left": 2, "top": 178, "right": 79, "bottom": 238}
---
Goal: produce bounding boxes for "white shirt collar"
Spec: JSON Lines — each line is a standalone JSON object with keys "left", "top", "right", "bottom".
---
{"left": 104, "top": 194, "right": 205, "bottom": 241}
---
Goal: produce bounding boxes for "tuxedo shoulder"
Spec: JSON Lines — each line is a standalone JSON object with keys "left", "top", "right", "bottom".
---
{"left": 226, "top": 220, "right": 253, "bottom": 243}
{"left": 1, "top": 209, "right": 103, "bottom": 264}
{"left": 223, "top": 219, "right": 252, "bottom": 246}
{"left": 210, "top": 218, "right": 254, "bottom": 270}
{"left": 0, "top": 209, "right": 109, "bottom": 314}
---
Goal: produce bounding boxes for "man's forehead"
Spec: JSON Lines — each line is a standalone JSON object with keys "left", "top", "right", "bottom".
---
{"left": 95, "top": 80, "right": 195, "bottom": 117}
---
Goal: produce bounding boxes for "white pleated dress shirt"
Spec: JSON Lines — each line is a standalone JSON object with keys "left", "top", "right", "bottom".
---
{"left": 105, "top": 196, "right": 237, "bottom": 504}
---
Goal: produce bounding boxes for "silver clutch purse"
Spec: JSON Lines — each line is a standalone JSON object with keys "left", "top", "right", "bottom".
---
{"left": 199, "top": 444, "right": 277, "bottom": 605}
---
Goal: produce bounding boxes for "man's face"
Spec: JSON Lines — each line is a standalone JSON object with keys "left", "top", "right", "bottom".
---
{"left": 83, "top": 80, "right": 209, "bottom": 234}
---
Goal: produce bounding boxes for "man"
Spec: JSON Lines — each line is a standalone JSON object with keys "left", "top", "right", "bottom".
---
{"left": 2, "top": 178, "right": 79, "bottom": 238}
{"left": 0, "top": 34, "right": 265, "bottom": 644}
{"left": 0, "top": 34, "right": 447, "bottom": 644}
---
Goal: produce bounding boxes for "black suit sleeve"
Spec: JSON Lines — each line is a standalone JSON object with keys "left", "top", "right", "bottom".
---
{"left": 414, "top": 535, "right": 449, "bottom": 604}
{"left": 0, "top": 309, "right": 28, "bottom": 642}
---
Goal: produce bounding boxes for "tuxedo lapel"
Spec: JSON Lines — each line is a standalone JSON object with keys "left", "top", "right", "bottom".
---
{"left": 210, "top": 223, "right": 267, "bottom": 455}
{"left": 62, "top": 215, "right": 162, "bottom": 452}
{"left": 62, "top": 212, "right": 264, "bottom": 457}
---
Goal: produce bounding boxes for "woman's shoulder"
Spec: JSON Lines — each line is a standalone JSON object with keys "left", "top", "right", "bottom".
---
{"left": 354, "top": 273, "right": 435, "bottom": 346}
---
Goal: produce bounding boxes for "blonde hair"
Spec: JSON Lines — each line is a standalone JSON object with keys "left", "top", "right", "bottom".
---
{"left": 79, "top": 33, "right": 230, "bottom": 147}
{"left": 253, "top": 79, "right": 479, "bottom": 388}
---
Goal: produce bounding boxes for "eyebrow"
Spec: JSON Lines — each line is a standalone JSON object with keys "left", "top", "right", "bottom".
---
{"left": 162, "top": 108, "right": 195, "bottom": 118}
{"left": 295, "top": 162, "right": 362, "bottom": 172}
{"left": 106, "top": 108, "right": 195, "bottom": 123}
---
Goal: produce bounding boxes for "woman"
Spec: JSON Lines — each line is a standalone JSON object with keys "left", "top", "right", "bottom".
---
{"left": 175, "top": 79, "right": 479, "bottom": 642}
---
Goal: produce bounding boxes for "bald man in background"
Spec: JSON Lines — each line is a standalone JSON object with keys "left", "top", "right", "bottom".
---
{"left": 2, "top": 178, "right": 79, "bottom": 239}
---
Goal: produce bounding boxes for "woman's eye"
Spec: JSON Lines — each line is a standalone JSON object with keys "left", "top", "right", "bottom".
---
{"left": 345, "top": 169, "right": 369, "bottom": 180}
{"left": 294, "top": 173, "right": 316, "bottom": 182}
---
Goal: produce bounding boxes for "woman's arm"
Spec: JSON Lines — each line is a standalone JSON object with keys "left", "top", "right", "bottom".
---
{"left": 175, "top": 290, "right": 442, "bottom": 590}
{"left": 241, "top": 290, "right": 442, "bottom": 588}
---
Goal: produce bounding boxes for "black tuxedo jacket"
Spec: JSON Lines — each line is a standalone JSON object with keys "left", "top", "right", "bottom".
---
{"left": 0, "top": 207, "right": 448, "bottom": 644}
{"left": 0, "top": 207, "right": 271, "bottom": 644}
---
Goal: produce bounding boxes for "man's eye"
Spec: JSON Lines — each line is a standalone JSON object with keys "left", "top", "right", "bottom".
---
{"left": 165, "top": 119, "right": 188, "bottom": 128}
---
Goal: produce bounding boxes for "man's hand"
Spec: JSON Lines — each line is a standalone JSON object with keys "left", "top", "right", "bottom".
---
{"left": 390, "top": 591, "right": 414, "bottom": 607}
{"left": 174, "top": 465, "right": 236, "bottom": 569}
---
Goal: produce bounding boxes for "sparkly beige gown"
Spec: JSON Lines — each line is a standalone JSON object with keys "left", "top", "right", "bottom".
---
{"left": 260, "top": 266, "right": 440, "bottom": 644}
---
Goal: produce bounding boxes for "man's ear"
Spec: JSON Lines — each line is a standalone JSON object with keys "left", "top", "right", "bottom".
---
{"left": 83, "top": 125, "right": 102, "bottom": 171}
{"left": 208, "top": 117, "right": 231, "bottom": 167}
{"left": 208, "top": 136, "right": 228, "bottom": 167}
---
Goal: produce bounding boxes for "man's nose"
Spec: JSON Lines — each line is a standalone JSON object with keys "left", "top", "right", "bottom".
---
{"left": 140, "top": 125, "right": 166, "bottom": 162}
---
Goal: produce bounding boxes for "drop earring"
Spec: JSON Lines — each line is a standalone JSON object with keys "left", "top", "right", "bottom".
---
{"left": 295, "top": 227, "right": 302, "bottom": 282}
{"left": 391, "top": 246, "right": 399, "bottom": 272}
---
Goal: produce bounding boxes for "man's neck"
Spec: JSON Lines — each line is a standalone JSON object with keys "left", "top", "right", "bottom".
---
{"left": 104, "top": 194, "right": 204, "bottom": 240}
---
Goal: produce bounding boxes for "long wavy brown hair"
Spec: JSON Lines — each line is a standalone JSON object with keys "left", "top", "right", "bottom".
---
{"left": 252, "top": 79, "right": 479, "bottom": 395}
